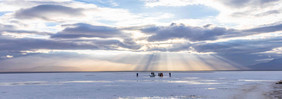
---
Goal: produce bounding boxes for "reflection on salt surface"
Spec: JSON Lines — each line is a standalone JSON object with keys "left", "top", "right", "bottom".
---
{"left": 64, "top": 80, "right": 111, "bottom": 83}
{"left": 204, "top": 80, "right": 217, "bottom": 81}
{"left": 0, "top": 81, "right": 49, "bottom": 86}
{"left": 0, "top": 80, "right": 112, "bottom": 86}
{"left": 238, "top": 79, "right": 275, "bottom": 82}
{"left": 0, "top": 78, "right": 274, "bottom": 87}
{"left": 207, "top": 88, "right": 216, "bottom": 90}
{"left": 0, "top": 79, "right": 221, "bottom": 86}
{"left": 118, "top": 95, "right": 203, "bottom": 99}
{"left": 169, "top": 80, "right": 220, "bottom": 85}
{"left": 183, "top": 77, "right": 199, "bottom": 80}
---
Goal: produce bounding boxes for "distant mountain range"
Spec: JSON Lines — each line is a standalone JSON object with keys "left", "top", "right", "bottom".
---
{"left": 248, "top": 58, "right": 282, "bottom": 70}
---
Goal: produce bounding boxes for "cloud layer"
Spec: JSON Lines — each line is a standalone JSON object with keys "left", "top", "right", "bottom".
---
{"left": 15, "top": 4, "right": 83, "bottom": 20}
{"left": 51, "top": 23, "right": 125, "bottom": 38}
{"left": 142, "top": 23, "right": 235, "bottom": 41}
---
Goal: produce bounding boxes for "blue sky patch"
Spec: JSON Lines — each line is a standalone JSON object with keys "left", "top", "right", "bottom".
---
{"left": 0, "top": 11, "right": 11, "bottom": 16}
{"left": 45, "top": 22, "right": 58, "bottom": 27}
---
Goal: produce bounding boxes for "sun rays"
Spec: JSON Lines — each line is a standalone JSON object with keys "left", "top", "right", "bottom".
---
{"left": 131, "top": 51, "right": 244, "bottom": 71}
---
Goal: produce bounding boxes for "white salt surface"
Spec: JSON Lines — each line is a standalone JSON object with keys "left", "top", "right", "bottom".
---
{"left": 0, "top": 71, "right": 281, "bottom": 99}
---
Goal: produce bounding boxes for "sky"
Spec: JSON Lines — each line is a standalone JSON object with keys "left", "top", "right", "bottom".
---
{"left": 0, "top": 0, "right": 282, "bottom": 71}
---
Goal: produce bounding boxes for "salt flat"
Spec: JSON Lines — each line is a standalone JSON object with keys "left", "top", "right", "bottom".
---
{"left": 0, "top": 71, "right": 281, "bottom": 99}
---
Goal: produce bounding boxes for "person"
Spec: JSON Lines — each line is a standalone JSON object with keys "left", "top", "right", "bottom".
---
{"left": 169, "top": 72, "right": 171, "bottom": 77}
{"left": 150, "top": 72, "right": 155, "bottom": 77}
{"left": 136, "top": 73, "right": 138, "bottom": 77}
{"left": 160, "top": 73, "right": 163, "bottom": 77}
{"left": 158, "top": 73, "right": 163, "bottom": 77}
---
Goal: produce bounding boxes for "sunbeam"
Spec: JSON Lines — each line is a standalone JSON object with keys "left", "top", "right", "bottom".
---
{"left": 129, "top": 52, "right": 242, "bottom": 71}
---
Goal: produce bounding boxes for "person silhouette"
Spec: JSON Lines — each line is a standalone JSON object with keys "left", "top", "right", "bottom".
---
{"left": 169, "top": 72, "right": 171, "bottom": 77}
{"left": 136, "top": 73, "right": 139, "bottom": 77}
{"left": 150, "top": 72, "right": 155, "bottom": 77}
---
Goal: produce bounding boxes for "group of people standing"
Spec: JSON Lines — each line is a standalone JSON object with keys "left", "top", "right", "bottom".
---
{"left": 136, "top": 72, "right": 171, "bottom": 77}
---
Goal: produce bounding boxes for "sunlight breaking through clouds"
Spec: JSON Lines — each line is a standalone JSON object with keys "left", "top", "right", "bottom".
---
{"left": 0, "top": 0, "right": 281, "bottom": 71}
{"left": 132, "top": 52, "right": 243, "bottom": 71}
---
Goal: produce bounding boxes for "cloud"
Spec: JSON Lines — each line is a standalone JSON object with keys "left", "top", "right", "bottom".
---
{"left": 0, "top": 22, "right": 141, "bottom": 58}
{"left": 221, "top": 0, "right": 251, "bottom": 7}
{"left": 0, "top": 23, "right": 52, "bottom": 37}
{"left": 0, "top": 37, "right": 98, "bottom": 51}
{"left": 0, "top": 36, "right": 142, "bottom": 53}
{"left": 243, "top": 23, "right": 282, "bottom": 33}
{"left": 89, "top": 39, "right": 140, "bottom": 50}
{"left": 143, "top": 0, "right": 282, "bottom": 29}
{"left": 51, "top": 23, "right": 125, "bottom": 38}
{"left": 139, "top": 22, "right": 282, "bottom": 65}
{"left": 50, "top": 23, "right": 140, "bottom": 49}
{"left": 216, "top": 0, "right": 282, "bottom": 28}
{"left": 141, "top": 23, "right": 235, "bottom": 42}
{"left": 138, "top": 35, "right": 278, "bottom": 65}
{"left": 0, "top": 24, "right": 15, "bottom": 30}
{"left": 194, "top": 37, "right": 282, "bottom": 54}
{"left": 0, "top": 36, "right": 95, "bottom": 60}
{"left": 15, "top": 4, "right": 83, "bottom": 20}
{"left": 144, "top": 0, "right": 279, "bottom": 8}
{"left": 221, "top": 0, "right": 279, "bottom": 8}
{"left": 255, "top": 10, "right": 280, "bottom": 16}
{"left": 141, "top": 22, "right": 282, "bottom": 44}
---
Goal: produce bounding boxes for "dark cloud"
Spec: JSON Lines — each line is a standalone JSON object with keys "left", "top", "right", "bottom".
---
{"left": 194, "top": 38, "right": 282, "bottom": 54}
{"left": 51, "top": 23, "right": 140, "bottom": 49}
{"left": 0, "top": 37, "right": 140, "bottom": 56}
{"left": 15, "top": 5, "right": 83, "bottom": 20}
{"left": 141, "top": 23, "right": 236, "bottom": 42}
{"left": 192, "top": 37, "right": 282, "bottom": 65}
{"left": 259, "top": 0, "right": 280, "bottom": 3}
{"left": 244, "top": 23, "right": 282, "bottom": 33}
{"left": 51, "top": 23, "right": 127, "bottom": 38}
{"left": 0, "top": 37, "right": 98, "bottom": 51}
{"left": 220, "top": 23, "right": 282, "bottom": 39}
{"left": 141, "top": 30, "right": 282, "bottom": 65}
{"left": 147, "top": 36, "right": 282, "bottom": 54}
{"left": 0, "top": 36, "right": 93, "bottom": 60}
{"left": 140, "top": 22, "right": 282, "bottom": 66}
{"left": 255, "top": 10, "right": 280, "bottom": 16}
{"left": 0, "top": 23, "right": 51, "bottom": 35}
{"left": 0, "top": 24, "right": 14, "bottom": 30}
{"left": 3, "top": 30, "right": 51, "bottom": 35}
{"left": 142, "top": 22, "right": 282, "bottom": 43}
{"left": 0, "top": 37, "right": 140, "bottom": 63}
{"left": 0, "top": 22, "right": 140, "bottom": 59}
{"left": 221, "top": 0, "right": 251, "bottom": 7}
{"left": 232, "top": 10, "right": 280, "bottom": 17}
{"left": 220, "top": 0, "right": 279, "bottom": 8}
